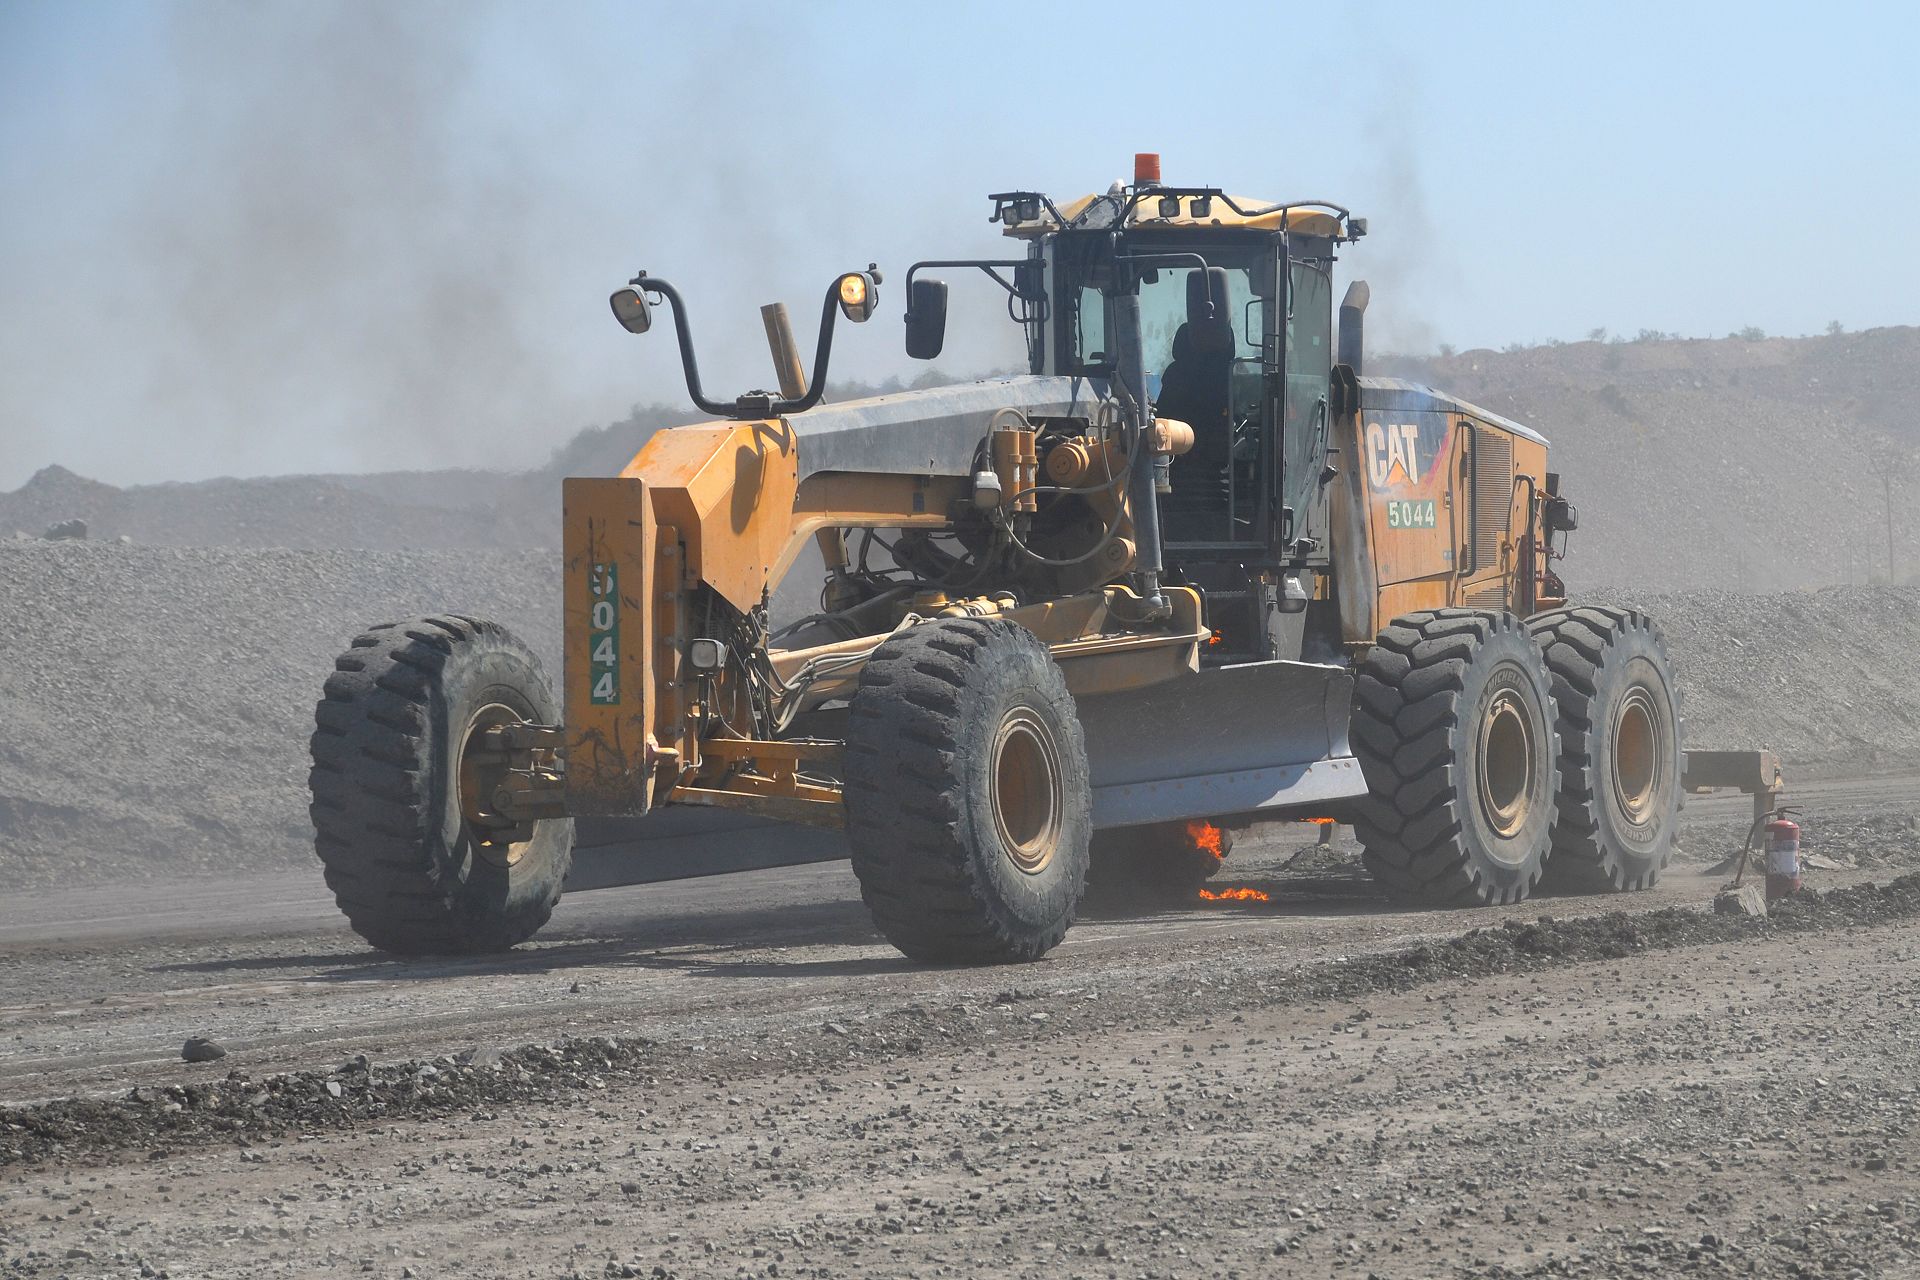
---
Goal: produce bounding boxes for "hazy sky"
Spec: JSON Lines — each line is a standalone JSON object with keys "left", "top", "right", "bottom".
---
{"left": 2, "top": 1, "right": 1916, "bottom": 489}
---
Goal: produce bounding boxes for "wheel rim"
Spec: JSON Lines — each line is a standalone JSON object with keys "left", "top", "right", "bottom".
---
{"left": 458, "top": 701, "right": 530, "bottom": 868}
{"left": 1477, "top": 685, "right": 1537, "bottom": 844}
{"left": 1612, "top": 687, "right": 1661, "bottom": 824}
{"left": 991, "top": 706, "right": 1064, "bottom": 875}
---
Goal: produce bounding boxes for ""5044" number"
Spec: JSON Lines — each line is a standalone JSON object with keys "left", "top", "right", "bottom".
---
{"left": 1386, "top": 499, "right": 1437, "bottom": 529}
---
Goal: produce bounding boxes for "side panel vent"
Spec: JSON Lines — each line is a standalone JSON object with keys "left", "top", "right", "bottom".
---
{"left": 1471, "top": 426, "right": 1514, "bottom": 576}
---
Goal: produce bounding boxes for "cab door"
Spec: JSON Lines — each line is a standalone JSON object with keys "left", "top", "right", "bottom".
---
{"left": 1277, "top": 241, "right": 1334, "bottom": 562}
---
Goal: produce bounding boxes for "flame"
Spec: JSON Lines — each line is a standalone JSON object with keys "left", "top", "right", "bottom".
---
{"left": 1185, "top": 820, "right": 1224, "bottom": 858}
{"left": 1304, "top": 816, "right": 1336, "bottom": 825}
{"left": 1198, "top": 886, "right": 1270, "bottom": 902}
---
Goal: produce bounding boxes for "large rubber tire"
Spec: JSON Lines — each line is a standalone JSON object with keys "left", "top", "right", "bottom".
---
{"left": 309, "top": 616, "right": 573, "bottom": 955}
{"left": 1351, "top": 609, "right": 1559, "bottom": 906}
{"left": 1528, "top": 606, "right": 1682, "bottom": 892}
{"left": 843, "top": 618, "right": 1091, "bottom": 963}
{"left": 1089, "top": 821, "right": 1231, "bottom": 900}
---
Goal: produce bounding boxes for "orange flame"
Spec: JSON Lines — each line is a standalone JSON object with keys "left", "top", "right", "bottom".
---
{"left": 1198, "top": 886, "right": 1270, "bottom": 902}
{"left": 1185, "top": 820, "right": 1224, "bottom": 858}
{"left": 1304, "top": 816, "right": 1336, "bottom": 825}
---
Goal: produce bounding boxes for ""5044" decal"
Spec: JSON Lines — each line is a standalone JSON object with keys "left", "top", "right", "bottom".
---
{"left": 588, "top": 562, "right": 620, "bottom": 705}
{"left": 1386, "top": 499, "right": 1437, "bottom": 529}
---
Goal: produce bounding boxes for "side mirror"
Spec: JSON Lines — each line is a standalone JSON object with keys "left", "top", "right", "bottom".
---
{"left": 609, "top": 286, "right": 653, "bottom": 334}
{"left": 1544, "top": 496, "right": 1579, "bottom": 533}
{"left": 904, "top": 277, "right": 949, "bottom": 360}
{"left": 1186, "top": 266, "right": 1229, "bottom": 325}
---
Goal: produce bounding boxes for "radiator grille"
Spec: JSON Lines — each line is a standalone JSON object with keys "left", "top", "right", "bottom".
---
{"left": 1472, "top": 427, "right": 1514, "bottom": 575}
{"left": 1466, "top": 581, "right": 1510, "bottom": 607}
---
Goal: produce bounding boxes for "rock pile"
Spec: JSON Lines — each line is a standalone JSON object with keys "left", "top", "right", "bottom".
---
{"left": 1379, "top": 324, "right": 1920, "bottom": 592}
{"left": 0, "top": 540, "right": 558, "bottom": 886}
{"left": 3, "top": 326, "right": 1918, "bottom": 887}
{"left": 0, "top": 538, "right": 1913, "bottom": 888}
{"left": 0, "top": 464, "right": 553, "bottom": 551}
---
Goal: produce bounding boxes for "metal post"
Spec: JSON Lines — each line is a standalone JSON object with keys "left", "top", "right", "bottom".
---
{"left": 1887, "top": 471, "right": 1897, "bottom": 586}
{"left": 1110, "top": 290, "right": 1166, "bottom": 614}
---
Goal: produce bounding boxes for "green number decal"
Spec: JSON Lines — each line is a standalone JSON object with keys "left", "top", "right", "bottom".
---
{"left": 1386, "top": 500, "right": 1437, "bottom": 529}
{"left": 588, "top": 562, "right": 620, "bottom": 705}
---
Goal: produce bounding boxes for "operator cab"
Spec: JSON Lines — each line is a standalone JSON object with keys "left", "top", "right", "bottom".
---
{"left": 898, "top": 156, "right": 1367, "bottom": 667}
{"left": 1048, "top": 225, "right": 1290, "bottom": 552}
{"left": 905, "top": 160, "right": 1363, "bottom": 663}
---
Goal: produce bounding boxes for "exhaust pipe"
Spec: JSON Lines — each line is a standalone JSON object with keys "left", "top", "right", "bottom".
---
{"left": 759, "top": 302, "right": 809, "bottom": 401}
{"left": 1338, "top": 281, "right": 1369, "bottom": 376}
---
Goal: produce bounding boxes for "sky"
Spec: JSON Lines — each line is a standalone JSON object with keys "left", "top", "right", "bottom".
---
{"left": 2, "top": 0, "right": 1917, "bottom": 489}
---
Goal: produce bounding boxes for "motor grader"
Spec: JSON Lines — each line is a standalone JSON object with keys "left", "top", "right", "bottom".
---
{"left": 309, "top": 156, "right": 1688, "bottom": 962}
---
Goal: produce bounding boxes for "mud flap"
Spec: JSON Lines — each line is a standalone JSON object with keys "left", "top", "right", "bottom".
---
{"left": 1076, "top": 660, "right": 1367, "bottom": 830}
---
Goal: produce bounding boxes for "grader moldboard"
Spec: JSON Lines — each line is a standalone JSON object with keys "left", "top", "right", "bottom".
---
{"left": 311, "top": 157, "right": 1724, "bottom": 963}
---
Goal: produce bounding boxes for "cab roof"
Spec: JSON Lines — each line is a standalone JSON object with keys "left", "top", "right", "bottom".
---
{"left": 1000, "top": 190, "right": 1352, "bottom": 241}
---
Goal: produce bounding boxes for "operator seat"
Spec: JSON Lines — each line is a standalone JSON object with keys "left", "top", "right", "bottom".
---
{"left": 1156, "top": 319, "right": 1235, "bottom": 516}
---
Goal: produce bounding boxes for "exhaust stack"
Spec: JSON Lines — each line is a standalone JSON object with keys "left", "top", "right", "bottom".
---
{"left": 1338, "top": 281, "right": 1369, "bottom": 376}
{"left": 759, "top": 302, "right": 809, "bottom": 401}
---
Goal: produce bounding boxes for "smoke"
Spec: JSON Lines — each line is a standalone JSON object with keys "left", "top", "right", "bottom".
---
{"left": 0, "top": 4, "right": 1030, "bottom": 491}
{"left": 1346, "top": 73, "right": 1459, "bottom": 359}
{"left": 126, "top": 3, "right": 568, "bottom": 476}
{"left": 0, "top": 3, "right": 642, "bottom": 489}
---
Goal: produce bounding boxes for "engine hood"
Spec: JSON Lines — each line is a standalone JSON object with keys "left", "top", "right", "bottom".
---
{"left": 784, "top": 374, "right": 1113, "bottom": 481}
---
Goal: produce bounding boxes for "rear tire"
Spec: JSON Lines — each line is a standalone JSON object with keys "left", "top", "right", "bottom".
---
{"left": 309, "top": 616, "right": 573, "bottom": 955}
{"left": 843, "top": 618, "right": 1090, "bottom": 964}
{"left": 1089, "top": 821, "right": 1231, "bottom": 899}
{"left": 1529, "top": 606, "right": 1681, "bottom": 892}
{"left": 1351, "top": 609, "right": 1559, "bottom": 906}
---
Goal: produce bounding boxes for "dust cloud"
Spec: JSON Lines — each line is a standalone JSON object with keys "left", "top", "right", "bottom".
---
{"left": 120, "top": 4, "right": 569, "bottom": 479}
{"left": 0, "top": 5, "right": 1026, "bottom": 490}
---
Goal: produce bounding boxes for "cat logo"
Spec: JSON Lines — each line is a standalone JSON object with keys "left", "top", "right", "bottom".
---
{"left": 1365, "top": 421, "right": 1421, "bottom": 489}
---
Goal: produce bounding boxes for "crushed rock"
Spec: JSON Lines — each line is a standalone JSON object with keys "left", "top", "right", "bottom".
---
{"left": 6, "top": 871, "right": 1918, "bottom": 1168}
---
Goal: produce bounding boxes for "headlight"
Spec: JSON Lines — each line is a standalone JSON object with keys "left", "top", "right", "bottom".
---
{"left": 837, "top": 271, "right": 879, "bottom": 323}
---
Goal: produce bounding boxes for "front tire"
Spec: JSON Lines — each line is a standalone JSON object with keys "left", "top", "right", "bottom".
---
{"left": 309, "top": 616, "right": 573, "bottom": 955}
{"left": 1529, "top": 606, "right": 1681, "bottom": 892}
{"left": 1351, "top": 609, "right": 1559, "bottom": 906}
{"left": 843, "top": 618, "right": 1091, "bottom": 964}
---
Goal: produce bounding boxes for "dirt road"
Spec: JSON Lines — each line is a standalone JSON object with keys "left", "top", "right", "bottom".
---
{"left": 2, "top": 773, "right": 1916, "bottom": 1277}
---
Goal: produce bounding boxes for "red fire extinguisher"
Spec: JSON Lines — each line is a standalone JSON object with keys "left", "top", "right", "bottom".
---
{"left": 1764, "top": 812, "right": 1803, "bottom": 900}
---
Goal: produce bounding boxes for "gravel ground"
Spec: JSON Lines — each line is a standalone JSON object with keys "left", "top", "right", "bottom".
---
{"left": 5, "top": 868, "right": 1920, "bottom": 1278}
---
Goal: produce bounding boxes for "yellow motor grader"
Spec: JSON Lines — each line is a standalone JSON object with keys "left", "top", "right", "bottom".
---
{"left": 310, "top": 157, "right": 1688, "bottom": 962}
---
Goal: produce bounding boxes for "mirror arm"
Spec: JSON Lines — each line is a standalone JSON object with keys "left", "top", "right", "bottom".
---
{"left": 905, "top": 259, "right": 1040, "bottom": 303}
{"left": 637, "top": 274, "right": 852, "bottom": 420}
{"left": 632, "top": 275, "right": 735, "bottom": 419}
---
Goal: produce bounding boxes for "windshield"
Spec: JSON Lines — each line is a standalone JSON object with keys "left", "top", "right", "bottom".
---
{"left": 1052, "top": 235, "right": 1266, "bottom": 401}
{"left": 1136, "top": 263, "right": 1259, "bottom": 401}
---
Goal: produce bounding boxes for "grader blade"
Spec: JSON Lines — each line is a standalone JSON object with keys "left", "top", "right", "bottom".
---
{"left": 1077, "top": 660, "right": 1367, "bottom": 830}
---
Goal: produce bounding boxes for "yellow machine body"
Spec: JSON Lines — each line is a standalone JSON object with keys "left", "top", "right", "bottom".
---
{"left": 557, "top": 183, "right": 1568, "bottom": 837}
